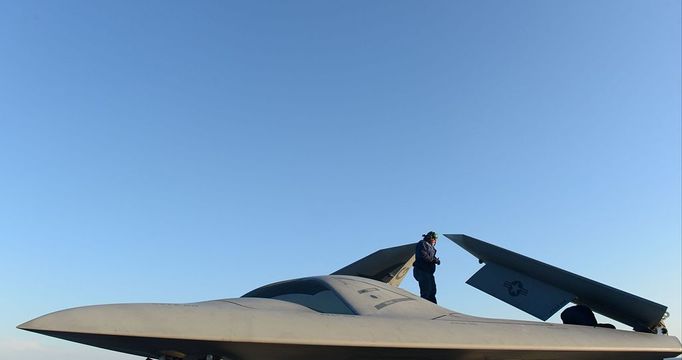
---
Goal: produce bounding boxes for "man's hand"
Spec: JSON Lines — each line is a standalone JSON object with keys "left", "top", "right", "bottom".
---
{"left": 434, "top": 257, "right": 441, "bottom": 265}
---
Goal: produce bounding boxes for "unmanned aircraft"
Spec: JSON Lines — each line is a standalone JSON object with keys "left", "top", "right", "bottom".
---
{"left": 18, "top": 234, "right": 682, "bottom": 360}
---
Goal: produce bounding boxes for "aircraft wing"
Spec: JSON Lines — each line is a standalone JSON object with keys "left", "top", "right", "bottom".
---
{"left": 445, "top": 234, "right": 668, "bottom": 331}
{"left": 331, "top": 243, "right": 415, "bottom": 286}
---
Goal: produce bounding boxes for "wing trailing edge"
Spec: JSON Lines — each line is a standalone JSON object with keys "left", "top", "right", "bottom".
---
{"left": 445, "top": 234, "right": 668, "bottom": 331}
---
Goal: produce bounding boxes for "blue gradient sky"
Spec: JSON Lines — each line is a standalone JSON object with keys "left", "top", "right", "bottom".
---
{"left": 1, "top": 1, "right": 680, "bottom": 359}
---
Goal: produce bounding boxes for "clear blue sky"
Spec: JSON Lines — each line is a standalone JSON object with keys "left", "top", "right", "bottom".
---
{"left": 1, "top": 1, "right": 680, "bottom": 359}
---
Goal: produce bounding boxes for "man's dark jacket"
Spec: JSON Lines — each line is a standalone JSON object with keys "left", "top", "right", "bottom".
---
{"left": 414, "top": 240, "right": 438, "bottom": 274}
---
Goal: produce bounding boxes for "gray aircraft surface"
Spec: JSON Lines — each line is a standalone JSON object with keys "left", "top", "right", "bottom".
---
{"left": 18, "top": 234, "right": 682, "bottom": 360}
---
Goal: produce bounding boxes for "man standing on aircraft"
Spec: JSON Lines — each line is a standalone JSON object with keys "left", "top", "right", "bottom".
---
{"left": 413, "top": 231, "right": 440, "bottom": 303}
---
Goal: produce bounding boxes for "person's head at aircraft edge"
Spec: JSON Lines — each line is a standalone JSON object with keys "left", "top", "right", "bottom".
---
{"left": 423, "top": 231, "right": 437, "bottom": 245}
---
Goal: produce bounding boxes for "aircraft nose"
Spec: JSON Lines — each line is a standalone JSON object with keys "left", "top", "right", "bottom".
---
{"left": 17, "top": 319, "right": 38, "bottom": 331}
{"left": 18, "top": 301, "right": 244, "bottom": 338}
{"left": 18, "top": 300, "right": 258, "bottom": 348}
{"left": 17, "top": 305, "right": 107, "bottom": 334}
{"left": 19, "top": 312, "right": 63, "bottom": 332}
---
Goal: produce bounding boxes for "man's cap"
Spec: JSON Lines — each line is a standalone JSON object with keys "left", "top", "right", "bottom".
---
{"left": 424, "top": 231, "right": 438, "bottom": 239}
